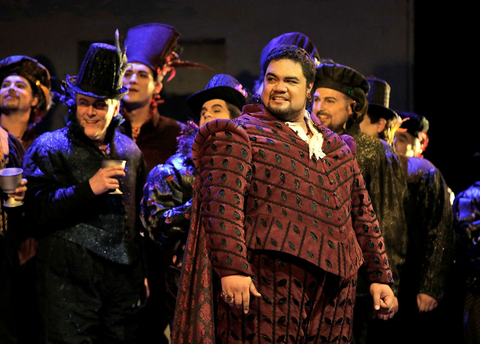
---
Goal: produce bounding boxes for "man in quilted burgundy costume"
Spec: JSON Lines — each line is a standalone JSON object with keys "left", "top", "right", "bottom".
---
{"left": 172, "top": 45, "right": 395, "bottom": 344}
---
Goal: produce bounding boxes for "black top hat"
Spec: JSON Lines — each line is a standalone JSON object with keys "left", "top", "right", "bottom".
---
{"left": 66, "top": 42, "right": 127, "bottom": 100}
{"left": 315, "top": 63, "right": 369, "bottom": 105}
{"left": 187, "top": 74, "right": 247, "bottom": 117}
{"left": 0, "top": 55, "right": 51, "bottom": 110}
{"left": 366, "top": 77, "right": 397, "bottom": 121}
{"left": 125, "top": 23, "right": 180, "bottom": 74}
{"left": 397, "top": 111, "right": 429, "bottom": 136}
{"left": 367, "top": 77, "right": 391, "bottom": 108}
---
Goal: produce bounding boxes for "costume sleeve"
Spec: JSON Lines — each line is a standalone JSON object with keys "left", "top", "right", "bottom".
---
{"left": 6, "top": 132, "right": 25, "bottom": 168}
{"left": 140, "top": 161, "right": 193, "bottom": 249}
{"left": 340, "top": 133, "right": 357, "bottom": 155}
{"left": 192, "top": 119, "right": 254, "bottom": 278}
{"left": 350, "top": 159, "right": 393, "bottom": 285}
{"left": 355, "top": 136, "right": 407, "bottom": 294}
{"left": 0, "top": 130, "right": 26, "bottom": 263}
{"left": 22, "top": 135, "right": 97, "bottom": 228}
{"left": 416, "top": 168, "right": 454, "bottom": 300}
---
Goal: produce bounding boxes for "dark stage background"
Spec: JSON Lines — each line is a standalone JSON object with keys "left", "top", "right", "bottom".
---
{"left": 0, "top": 0, "right": 475, "bottom": 194}
{"left": 413, "top": 2, "right": 476, "bottom": 195}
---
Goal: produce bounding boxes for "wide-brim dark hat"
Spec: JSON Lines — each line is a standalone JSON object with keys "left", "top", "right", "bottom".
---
{"left": 397, "top": 111, "right": 429, "bottom": 136}
{"left": 66, "top": 42, "right": 127, "bottom": 100}
{"left": 0, "top": 55, "right": 51, "bottom": 110}
{"left": 187, "top": 74, "right": 246, "bottom": 117}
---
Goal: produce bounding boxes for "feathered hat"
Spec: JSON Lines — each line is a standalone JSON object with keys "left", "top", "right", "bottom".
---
{"left": 125, "top": 23, "right": 212, "bottom": 82}
{"left": 65, "top": 30, "right": 128, "bottom": 100}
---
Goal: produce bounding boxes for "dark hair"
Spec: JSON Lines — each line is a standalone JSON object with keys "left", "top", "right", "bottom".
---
{"left": 263, "top": 44, "right": 316, "bottom": 86}
{"left": 226, "top": 101, "right": 242, "bottom": 119}
{"left": 363, "top": 110, "right": 401, "bottom": 143}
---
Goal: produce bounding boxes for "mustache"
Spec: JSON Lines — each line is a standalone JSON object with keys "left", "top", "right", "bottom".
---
{"left": 316, "top": 112, "right": 330, "bottom": 118}
{"left": 269, "top": 89, "right": 289, "bottom": 98}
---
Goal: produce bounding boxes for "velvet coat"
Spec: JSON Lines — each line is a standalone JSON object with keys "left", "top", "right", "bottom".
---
{"left": 172, "top": 104, "right": 393, "bottom": 343}
{"left": 22, "top": 115, "right": 146, "bottom": 265}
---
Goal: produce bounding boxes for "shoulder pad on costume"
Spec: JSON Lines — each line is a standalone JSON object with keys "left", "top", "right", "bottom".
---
{"left": 340, "top": 134, "right": 357, "bottom": 155}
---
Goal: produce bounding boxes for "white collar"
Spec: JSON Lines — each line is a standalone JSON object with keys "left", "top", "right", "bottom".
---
{"left": 285, "top": 111, "right": 326, "bottom": 159}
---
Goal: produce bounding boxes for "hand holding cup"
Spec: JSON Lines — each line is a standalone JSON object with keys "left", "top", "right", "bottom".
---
{"left": 101, "top": 160, "right": 126, "bottom": 195}
{"left": 0, "top": 167, "right": 25, "bottom": 207}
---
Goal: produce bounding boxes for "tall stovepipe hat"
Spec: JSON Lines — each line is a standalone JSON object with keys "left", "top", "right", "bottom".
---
{"left": 65, "top": 30, "right": 128, "bottom": 100}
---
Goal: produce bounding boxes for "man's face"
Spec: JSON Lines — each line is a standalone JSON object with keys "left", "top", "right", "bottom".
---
{"left": 199, "top": 99, "right": 232, "bottom": 127}
{"left": 394, "top": 131, "right": 421, "bottom": 157}
{"left": 122, "top": 62, "right": 162, "bottom": 107}
{"left": 76, "top": 94, "right": 118, "bottom": 144}
{"left": 312, "top": 87, "right": 353, "bottom": 134}
{"left": 262, "top": 59, "right": 311, "bottom": 122}
{"left": 0, "top": 75, "right": 38, "bottom": 114}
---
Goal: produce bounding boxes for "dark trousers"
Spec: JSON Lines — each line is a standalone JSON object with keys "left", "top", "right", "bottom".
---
{"left": 0, "top": 254, "right": 18, "bottom": 344}
{"left": 35, "top": 236, "right": 145, "bottom": 344}
{"left": 353, "top": 291, "right": 466, "bottom": 344}
{"left": 135, "top": 238, "right": 169, "bottom": 344}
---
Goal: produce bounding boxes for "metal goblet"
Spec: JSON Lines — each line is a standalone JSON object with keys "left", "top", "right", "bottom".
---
{"left": 101, "top": 160, "right": 126, "bottom": 195}
{"left": 0, "top": 167, "right": 24, "bottom": 207}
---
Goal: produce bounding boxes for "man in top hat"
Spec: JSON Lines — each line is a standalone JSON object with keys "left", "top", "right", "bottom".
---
{"left": 0, "top": 55, "right": 52, "bottom": 150}
{"left": 22, "top": 34, "right": 148, "bottom": 343}
{"left": 140, "top": 74, "right": 247, "bottom": 332}
{"left": 121, "top": 22, "right": 211, "bottom": 173}
{"left": 353, "top": 77, "right": 455, "bottom": 343}
{"left": 359, "top": 77, "right": 402, "bottom": 146}
{"left": 313, "top": 64, "right": 409, "bottom": 342}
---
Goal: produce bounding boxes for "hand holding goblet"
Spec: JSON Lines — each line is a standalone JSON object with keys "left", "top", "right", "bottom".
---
{"left": 101, "top": 160, "right": 126, "bottom": 195}
{"left": 0, "top": 167, "right": 24, "bottom": 207}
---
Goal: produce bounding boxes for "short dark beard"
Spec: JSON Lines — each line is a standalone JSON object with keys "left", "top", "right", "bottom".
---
{"left": 1, "top": 104, "right": 19, "bottom": 114}
{"left": 265, "top": 101, "right": 306, "bottom": 122}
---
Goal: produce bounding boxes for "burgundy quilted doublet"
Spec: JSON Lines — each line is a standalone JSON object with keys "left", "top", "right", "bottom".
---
{"left": 192, "top": 105, "right": 390, "bottom": 283}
